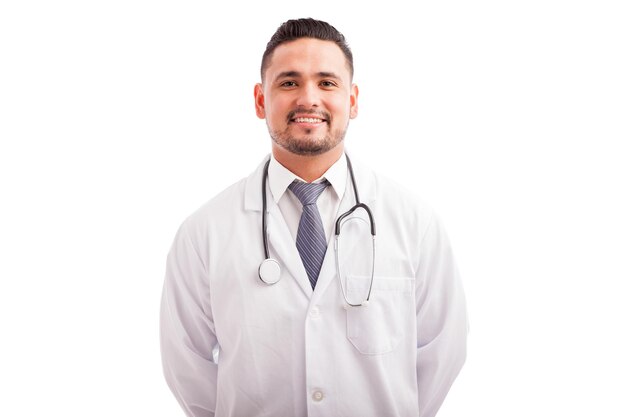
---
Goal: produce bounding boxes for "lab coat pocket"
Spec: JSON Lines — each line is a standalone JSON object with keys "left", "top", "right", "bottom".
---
{"left": 345, "top": 275, "right": 414, "bottom": 355}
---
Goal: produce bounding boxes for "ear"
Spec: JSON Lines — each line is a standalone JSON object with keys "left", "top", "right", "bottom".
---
{"left": 254, "top": 83, "right": 266, "bottom": 119}
{"left": 349, "top": 83, "right": 359, "bottom": 119}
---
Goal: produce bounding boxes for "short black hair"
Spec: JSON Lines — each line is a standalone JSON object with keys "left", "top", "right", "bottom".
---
{"left": 261, "top": 18, "right": 354, "bottom": 81}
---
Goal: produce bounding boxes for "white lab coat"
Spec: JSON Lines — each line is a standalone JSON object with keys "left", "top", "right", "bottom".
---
{"left": 161, "top": 155, "right": 467, "bottom": 417}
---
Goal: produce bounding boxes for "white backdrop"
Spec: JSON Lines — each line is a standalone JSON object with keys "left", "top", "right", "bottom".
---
{"left": 1, "top": 1, "right": 625, "bottom": 416}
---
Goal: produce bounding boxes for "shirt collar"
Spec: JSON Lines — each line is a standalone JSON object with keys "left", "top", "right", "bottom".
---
{"left": 268, "top": 153, "right": 347, "bottom": 204}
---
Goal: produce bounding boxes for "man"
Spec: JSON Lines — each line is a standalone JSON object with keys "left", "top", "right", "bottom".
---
{"left": 161, "top": 18, "right": 467, "bottom": 417}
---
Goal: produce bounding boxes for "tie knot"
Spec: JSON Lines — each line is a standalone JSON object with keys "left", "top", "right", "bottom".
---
{"left": 288, "top": 180, "right": 329, "bottom": 206}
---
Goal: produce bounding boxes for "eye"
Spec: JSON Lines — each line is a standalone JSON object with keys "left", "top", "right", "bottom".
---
{"left": 320, "top": 80, "right": 338, "bottom": 88}
{"left": 280, "top": 81, "right": 297, "bottom": 88}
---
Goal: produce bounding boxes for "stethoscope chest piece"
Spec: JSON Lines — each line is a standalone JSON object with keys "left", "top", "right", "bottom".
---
{"left": 259, "top": 258, "right": 281, "bottom": 284}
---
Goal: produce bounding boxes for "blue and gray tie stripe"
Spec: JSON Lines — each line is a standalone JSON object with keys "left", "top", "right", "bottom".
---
{"left": 288, "top": 180, "right": 330, "bottom": 289}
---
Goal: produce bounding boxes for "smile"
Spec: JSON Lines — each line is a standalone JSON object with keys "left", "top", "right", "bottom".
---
{"left": 292, "top": 117, "right": 325, "bottom": 124}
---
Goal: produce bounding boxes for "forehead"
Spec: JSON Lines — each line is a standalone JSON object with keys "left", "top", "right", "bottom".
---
{"left": 265, "top": 38, "right": 351, "bottom": 81}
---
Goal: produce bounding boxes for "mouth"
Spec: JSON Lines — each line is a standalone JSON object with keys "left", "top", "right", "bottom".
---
{"left": 288, "top": 111, "right": 329, "bottom": 125}
{"left": 291, "top": 116, "right": 326, "bottom": 124}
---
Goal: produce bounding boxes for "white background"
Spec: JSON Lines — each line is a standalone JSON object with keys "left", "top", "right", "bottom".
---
{"left": 1, "top": 0, "right": 625, "bottom": 415}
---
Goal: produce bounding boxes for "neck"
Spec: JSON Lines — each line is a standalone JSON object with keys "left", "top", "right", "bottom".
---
{"left": 272, "top": 144, "right": 344, "bottom": 183}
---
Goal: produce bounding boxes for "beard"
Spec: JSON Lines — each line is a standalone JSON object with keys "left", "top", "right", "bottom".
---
{"left": 269, "top": 127, "right": 347, "bottom": 156}
{"left": 268, "top": 110, "right": 348, "bottom": 156}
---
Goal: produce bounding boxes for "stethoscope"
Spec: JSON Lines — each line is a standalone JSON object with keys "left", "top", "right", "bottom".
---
{"left": 258, "top": 154, "right": 376, "bottom": 307}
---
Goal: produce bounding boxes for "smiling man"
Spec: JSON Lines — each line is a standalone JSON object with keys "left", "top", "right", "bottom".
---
{"left": 161, "top": 18, "right": 468, "bottom": 417}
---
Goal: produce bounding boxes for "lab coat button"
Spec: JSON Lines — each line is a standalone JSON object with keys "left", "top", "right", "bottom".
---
{"left": 309, "top": 306, "right": 320, "bottom": 318}
{"left": 312, "top": 390, "right": 324, "bottom": 402}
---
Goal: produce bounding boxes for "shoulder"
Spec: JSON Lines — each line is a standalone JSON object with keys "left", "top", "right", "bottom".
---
{"left": 180, "top": 156, "right": 267, "bottom": 232}
{"left": 351, "top": 157, "right": 436, "bottom": 222}
{"left": 184, "top": 179, "right": 246, "bottom": 229}
{"left": 349, "top": 156, "right": 443, "bottom": 252}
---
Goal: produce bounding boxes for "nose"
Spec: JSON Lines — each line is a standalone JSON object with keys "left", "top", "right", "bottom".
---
{"left": 295, "top": 82, "right": 320, "bottom": 108}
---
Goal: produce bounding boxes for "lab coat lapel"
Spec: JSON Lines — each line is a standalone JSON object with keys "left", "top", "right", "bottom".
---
{"left": 312, "top": 160, "right": 377, "bottom": 301}
{"left": 244, "top": 156, "right": 314, "bottom": 299}
{"left": 266, "top": 200, "right": 314, "bottom": 298}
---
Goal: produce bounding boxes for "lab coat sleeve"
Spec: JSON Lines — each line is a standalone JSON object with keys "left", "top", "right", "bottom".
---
{"left": 414, "top": 214, "right": 468, "bottom": 417}
{"left": 160, "top": 220, "right": 218, "bottom": 417}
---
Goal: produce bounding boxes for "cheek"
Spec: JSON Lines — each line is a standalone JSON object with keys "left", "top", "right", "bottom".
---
{"left": 266, "top": 97, "right": 289, "bottom": 119}
{"left": 329, "top": 95, "right": 351, "bottom": 118}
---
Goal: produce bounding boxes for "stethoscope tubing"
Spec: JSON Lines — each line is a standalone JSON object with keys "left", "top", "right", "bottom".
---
{"left": 261, "top": 158, "right": 271, "bottom": 261}
{"left": 261, "top": 154, "right": 367, "bottom": 260}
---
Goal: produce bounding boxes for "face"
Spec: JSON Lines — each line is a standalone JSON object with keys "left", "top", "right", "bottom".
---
{"left": 254, "top": 38, "right": 358, "bottom": 156}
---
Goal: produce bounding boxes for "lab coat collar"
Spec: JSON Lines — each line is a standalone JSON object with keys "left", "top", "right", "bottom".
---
{"left": 243, "top": 154, "right": 271, "bottom": 212}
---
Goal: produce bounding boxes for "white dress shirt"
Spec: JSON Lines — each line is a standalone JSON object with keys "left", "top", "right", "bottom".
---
{"left": 268, "top": 152, "right": 347, "bottom": 244}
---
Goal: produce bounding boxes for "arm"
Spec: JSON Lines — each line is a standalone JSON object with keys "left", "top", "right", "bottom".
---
{"left": 160, "top": 221, "right": 218, "bottom": 417}
{"left": 415, "top": 215, "right": 468, "bottom": 417}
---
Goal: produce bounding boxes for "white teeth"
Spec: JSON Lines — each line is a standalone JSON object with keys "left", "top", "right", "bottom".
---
{"left": 294, "top": 117, "right": 323, "bottom": 123}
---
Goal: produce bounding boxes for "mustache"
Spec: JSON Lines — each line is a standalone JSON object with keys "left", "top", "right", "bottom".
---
{"left": 287, "top": 108, "right": 331, "bottom": 122}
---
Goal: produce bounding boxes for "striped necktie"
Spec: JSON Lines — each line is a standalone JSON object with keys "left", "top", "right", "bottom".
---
{"left": 288, "top": 180, "right": 330, "bottom": 289}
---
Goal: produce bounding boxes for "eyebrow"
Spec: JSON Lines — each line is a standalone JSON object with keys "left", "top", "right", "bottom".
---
{"left": 274, "top": 71, "right": 342, "bottom": 81}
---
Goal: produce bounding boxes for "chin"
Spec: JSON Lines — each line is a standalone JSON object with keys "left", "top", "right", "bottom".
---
{"left": 270, "top": 127, "right": 346, "bottom": 157}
